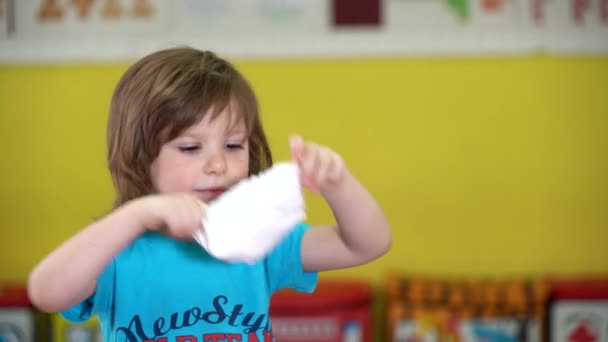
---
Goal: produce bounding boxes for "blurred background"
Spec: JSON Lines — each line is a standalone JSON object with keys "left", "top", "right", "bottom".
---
{"left": 0, "top": 0, "right": 607, "bottom": 341}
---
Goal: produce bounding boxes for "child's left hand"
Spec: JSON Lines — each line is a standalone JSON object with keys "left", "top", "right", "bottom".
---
{"left": 289, "top": 135, "right": 347, "bottom": 193}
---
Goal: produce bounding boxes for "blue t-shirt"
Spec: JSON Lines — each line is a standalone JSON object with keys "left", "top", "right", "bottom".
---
{"left": 62, "top": 223, "right": 317, "bottom": 342}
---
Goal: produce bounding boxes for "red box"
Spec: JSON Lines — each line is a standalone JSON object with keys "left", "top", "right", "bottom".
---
{"left": 549, "top": 277, "right": 608, "bottom": 342}
{"left": 0, "top": 284, "right": 50, "bottom": 342}
{"left": 270, "top": 280, "right": 373, "bottom": 342}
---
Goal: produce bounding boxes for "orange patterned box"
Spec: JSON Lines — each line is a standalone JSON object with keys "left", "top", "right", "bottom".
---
{"left": 386, "top": 273, "right": 549, "bottom": 342}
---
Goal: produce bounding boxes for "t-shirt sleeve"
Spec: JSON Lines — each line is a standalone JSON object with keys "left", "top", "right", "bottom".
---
{"left": 265, "top": 223, "right": 318, "bottom": 294}
{"left": 60, "top": 259, "right": 116, "bottom": 323}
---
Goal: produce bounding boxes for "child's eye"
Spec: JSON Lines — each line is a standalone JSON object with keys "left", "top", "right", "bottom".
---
{"left": 178, "top": 145, "right": 200, "bottom": 153}
{"left": 226, "top": 144, "right": 244, "bottom": 150}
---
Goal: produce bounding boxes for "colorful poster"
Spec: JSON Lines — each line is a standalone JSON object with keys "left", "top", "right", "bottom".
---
{"left": 14, "top": 0, "right": 172, "bottom": 40}
{"left": 0, "top": 0, "right": 606, "bottom": 62}
{"left": 387, "top": 0, "right": 524, "bottom": 33}
{"left": 174, "top": 0, "right": 325, "bottom": 36}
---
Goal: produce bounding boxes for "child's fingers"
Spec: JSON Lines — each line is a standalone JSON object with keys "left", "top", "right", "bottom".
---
{"left": 302, "top": 178, "right": 319, "bottom": 193}
{"left": 290, "top": 135, "right": 311, "bottom": 185}
{"left": 289, "top": 134, "right": 304, "bottom": 161}
{"left": 300, "top": 152, "right": 320, "bottom": 192}
{"left": 314, "top": 147, "right": 333, "bottom": 186}
{"left": 289, "top": 135, "right": 326, "bottom": 192}
{"left": 301, "top": 143, "right": 319, "bottom": 175}
{"left": 186, "top": 195, "right": 206, "bottom": 228}
{"left": 163, "top": 194, "right": 207, "bottom": 240}
{"left": 328, "top": 153, "right": 345, "bottom": 183}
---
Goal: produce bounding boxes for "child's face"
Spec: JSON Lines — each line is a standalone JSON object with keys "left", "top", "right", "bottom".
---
{"left": 150, "top": 105, "right": 250, "bottom": 203}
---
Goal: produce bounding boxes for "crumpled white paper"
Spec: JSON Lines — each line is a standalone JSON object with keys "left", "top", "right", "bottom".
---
{"left": 193, "top": 162, "right": 305, "bottom": 263}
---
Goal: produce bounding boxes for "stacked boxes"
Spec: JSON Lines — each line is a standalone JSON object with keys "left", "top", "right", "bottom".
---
{"left": 387, "top": 274, "right": 549, "bottom": 342}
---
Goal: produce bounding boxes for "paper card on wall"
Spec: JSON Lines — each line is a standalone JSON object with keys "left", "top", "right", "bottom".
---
{"left": 525, "top": 0, "right": 608, "bottom": 52}
{"left": 527, "top": 0, "right": 552, "bottom": 26}
{"left": 174, "top": 0, "right": 326, "bottom": 37}
{"left": 386, "top": 0, "right": 466, "bottom": 33}
{"left": 468, "top": 0, "right": 522, "bottom": 30}
{"left": 0, "top": 0, "right": 5, "bottom": 40}
{"left": 333, "top": 0, "right": 381, "bottom": 27}
{"left": 551, "top": 0, "right": 578, "bottom": 28}
{"left": 258, "top": 0, "right": 307, "bottom": 22}
{"left": 180, "top": 0, "right": 231, "bottom": 25}
{"left": 574, "top": 0, "right": 608, "bottom": 29}
{"left": 530, "top": 0, "right": 608, "bottom": 30}
{"left": 521, "top": 0, "right": 573, "bottom": 34}
{"left": 255, "top": 0, "right": 326, "bottom": 32}
{"left": 14, "top": 0, "right": 172, "bottom": 40}
{"left": 446, "top": 0, "right": 470, "bottom": 20}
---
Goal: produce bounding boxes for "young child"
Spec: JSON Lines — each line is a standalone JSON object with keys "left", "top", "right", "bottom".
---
{"left": 28, "top": 47, "right": 391, "bottom": 342}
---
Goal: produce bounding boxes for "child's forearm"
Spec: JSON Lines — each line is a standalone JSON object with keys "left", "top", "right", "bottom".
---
{"left": 322, "top": 170, "right": 391, "bottom": 262}
{"left": 28, "top": 199, "right": 149, "bottom": 313}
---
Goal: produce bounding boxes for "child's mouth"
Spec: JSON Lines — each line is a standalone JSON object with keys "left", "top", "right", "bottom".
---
{"left": 194, "top": 188, "right": 226, "bottom": 201}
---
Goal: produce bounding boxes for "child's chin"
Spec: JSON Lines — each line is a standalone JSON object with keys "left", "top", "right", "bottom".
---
{"left": 205, "top": 196, "right": 220, "bottom": 204}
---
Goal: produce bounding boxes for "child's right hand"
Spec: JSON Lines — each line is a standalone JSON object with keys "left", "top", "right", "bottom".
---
{"left": 134, "top": 193, "right": 207, "bottom": 240}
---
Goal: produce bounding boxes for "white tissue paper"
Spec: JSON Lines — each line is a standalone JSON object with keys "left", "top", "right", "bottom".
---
{"left": 193, "top": 162, "right": 306, "bottom": 264}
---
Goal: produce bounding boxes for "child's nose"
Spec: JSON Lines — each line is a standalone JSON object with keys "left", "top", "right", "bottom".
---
{"left": 203, "top": 151, "right": 227, "bottom": 175}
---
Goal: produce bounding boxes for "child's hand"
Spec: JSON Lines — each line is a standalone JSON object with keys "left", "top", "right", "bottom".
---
{"left": 136, "top": 193, "right": 207, "bottom": 240}
{"left": 289, "top": 135, "right": 347, "bottom": 193}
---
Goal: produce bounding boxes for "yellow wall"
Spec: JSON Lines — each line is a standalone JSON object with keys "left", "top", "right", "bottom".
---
{"left": 1, "top": 56, "right": 606, "bottom": 285}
